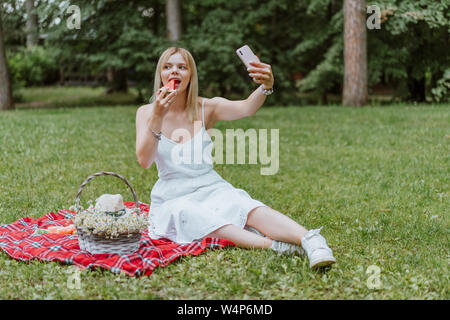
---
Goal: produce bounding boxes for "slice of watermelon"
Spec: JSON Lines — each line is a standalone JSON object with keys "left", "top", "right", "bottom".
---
{"left": 169, "top": 79, "right": 176, "bottom": 91}
{"left": 164, "top": 79, "right": 176, "bottom": 91}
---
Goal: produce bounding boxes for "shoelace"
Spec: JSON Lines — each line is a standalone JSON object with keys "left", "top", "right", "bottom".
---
{"left": 302, "top": 227, "right": 324, "bottom": 241}
{"left": 271, "top": 240, "right": 305, "bottom": 256}
{"left": 301, "top": 227, "right": 334, "bottom": 253}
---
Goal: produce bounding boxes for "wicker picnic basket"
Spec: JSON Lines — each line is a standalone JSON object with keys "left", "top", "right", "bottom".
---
{"left": 74, "top": 171, "right": 144, "bottom": 255}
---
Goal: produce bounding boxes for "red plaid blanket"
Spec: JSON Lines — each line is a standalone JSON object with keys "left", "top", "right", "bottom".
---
{"left": 0, "top": 202, "right": 235, "bottom": 276}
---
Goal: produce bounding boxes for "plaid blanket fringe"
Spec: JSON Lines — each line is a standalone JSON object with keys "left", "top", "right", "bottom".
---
{"left": 0, "top": 202, "right": 235, "bottom": 276}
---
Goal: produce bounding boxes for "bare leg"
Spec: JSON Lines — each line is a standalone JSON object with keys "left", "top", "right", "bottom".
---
{"left": 246, "top": 206, "right": 308, "bottom": 246}
{"left": 205, "top": 224, "right": 273, "bottom": 249}
{"left": 204, "top": 207, "right": 335, "bottom": 268}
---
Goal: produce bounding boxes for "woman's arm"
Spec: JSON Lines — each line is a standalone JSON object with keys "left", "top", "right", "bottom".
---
{"left": 136, "top": 104, "right": 163, "bottom": 169}
{"left": 136, "top": 87, "right": 177, "bottom": 168}
{"left": 210, "top": 60, "right": 274, "bottom": 122}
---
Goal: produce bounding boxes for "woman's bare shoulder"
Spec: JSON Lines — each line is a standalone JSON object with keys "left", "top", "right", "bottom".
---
{"left": 200, "top": 97, "right": 223, "bottom": 112}
{"left": 137, "top": 103, "right": 154, "bottom": 118}
{"left": 198, "top": 97, "right": 213, "bottom": 112}
{"left": 136, "top": 103, "right": 155, "bottom": 127}
{"left": 137, "top": 103, "right": 154, "bottom": 113}
{"left": 199, "top": 97, "right": 219, "bottom": 127}
{"left": 201, "top": 96, "right": 219, "bottom": 107}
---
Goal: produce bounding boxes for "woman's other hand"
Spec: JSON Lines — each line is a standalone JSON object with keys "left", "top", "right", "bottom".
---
{"left": 247, "top": 60, "right": 274, "bottom": 90}
{"left": 153, "top": 87, "right": 177, "bottom": 118}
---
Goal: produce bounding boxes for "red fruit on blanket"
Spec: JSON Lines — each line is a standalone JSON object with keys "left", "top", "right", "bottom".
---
{"left": 59, "top": 226, "right": 76, "bottom": 235}
{"left": 47, "top": 225, "right": 76, "bottom": 235}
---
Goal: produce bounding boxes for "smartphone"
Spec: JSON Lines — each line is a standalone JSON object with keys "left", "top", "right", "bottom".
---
{"left": 236, "top": 45, "right": 260, "bottom": 69}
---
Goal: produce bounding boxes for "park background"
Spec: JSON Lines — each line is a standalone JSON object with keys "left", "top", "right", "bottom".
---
{"left": 0, "top": 0, "right": 449, "bottom": 299}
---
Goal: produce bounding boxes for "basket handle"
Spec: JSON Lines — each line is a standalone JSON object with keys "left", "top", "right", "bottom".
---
{"left": 75, "top": 171, "right": 139, "bottom": 212}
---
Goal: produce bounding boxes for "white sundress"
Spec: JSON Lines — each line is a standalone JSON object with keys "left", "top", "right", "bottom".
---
{"left": 148, "top": 98, "right": 267, "bottom": 244}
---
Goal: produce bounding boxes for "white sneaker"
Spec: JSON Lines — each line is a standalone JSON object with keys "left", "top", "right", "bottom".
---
{"left": 270, "top": 240, "right": 306, "bottom": 256}
{"left": 301, "top": 227, "right": 336, "bottom": 269}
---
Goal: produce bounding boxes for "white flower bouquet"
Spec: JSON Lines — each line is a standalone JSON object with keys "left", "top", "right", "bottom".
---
{"left": 73, "top": 204, "right": 147, "bottom": 239}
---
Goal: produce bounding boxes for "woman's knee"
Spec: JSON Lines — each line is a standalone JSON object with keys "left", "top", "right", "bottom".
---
{"left": 205, "top": 224, "right": 233, "bottom": 238}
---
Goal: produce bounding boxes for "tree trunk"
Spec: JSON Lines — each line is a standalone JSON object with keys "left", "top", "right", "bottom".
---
{"left": 321, "top": 92, "right": 328, "bottom": 105}
{"left": 166, "top": 0, "right": 182, "bottom": 42}
{"left": 106, "top": 67, "right": 128, "bottom": 93}
{"left": 25, "top": 0, "right": 39, "bottom": 48}
{"left": 107, "top": 66, "right": 114, "bottom": 83}
{"left": 0, "top": 11, "right": 14, "bottom": 111}
{"left": 406, "top": 76, "right": 426, "bottom": 102}
{"left": 343, "top": 0, "right": 368, "bottom": 106}
{"left": 153, "top": 0, "right": 160, "bottom": 35}
{"left": 59, "top": 66, "right": 65, "bottom": 86}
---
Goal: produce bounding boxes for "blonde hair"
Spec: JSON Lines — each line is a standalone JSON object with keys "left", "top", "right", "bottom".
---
{"left": 150, "top": 47, "right": 199, "bottom": 122}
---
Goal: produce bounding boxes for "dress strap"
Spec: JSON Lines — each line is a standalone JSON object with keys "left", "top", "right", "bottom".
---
{"left": 201, "top": 98, "right": 206, "bottom": 129}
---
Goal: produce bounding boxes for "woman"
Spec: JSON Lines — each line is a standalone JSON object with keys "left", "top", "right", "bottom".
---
{"left": 136, "top": 47, "right": 336, "bottom": 269}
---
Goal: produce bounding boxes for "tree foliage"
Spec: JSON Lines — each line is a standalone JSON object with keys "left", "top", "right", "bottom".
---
{"left": 367, "top": 0, "right": 450, "bottom": 102}
{"left": 2, "top": 0, "right": 449, "bottom": 104}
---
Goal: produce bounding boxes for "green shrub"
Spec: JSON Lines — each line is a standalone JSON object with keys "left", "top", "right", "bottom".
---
{"left": 431, "top": 69, "right": 450, "bottom": 103}
{"left": 7, "top": 46, "right": 59, "bottom": 87}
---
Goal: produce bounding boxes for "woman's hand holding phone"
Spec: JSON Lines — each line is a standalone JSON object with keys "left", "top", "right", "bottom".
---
{"left": 247, "top": 61, "right": 274, "bottom": 90}
{"left": 236, "top": 45, "right": 274, "bottom": 90}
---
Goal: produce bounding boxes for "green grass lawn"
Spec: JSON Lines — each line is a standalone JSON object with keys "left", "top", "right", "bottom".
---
{"left": 16, "top": 86, "right": 140, "bottom": 109}
{"left": 0, "top": 102, "right": 448, "bottom": 299}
